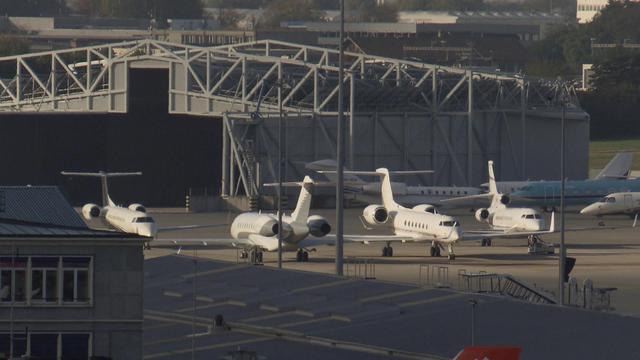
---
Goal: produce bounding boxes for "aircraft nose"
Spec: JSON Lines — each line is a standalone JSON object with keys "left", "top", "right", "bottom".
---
{"left": 580, "top": 205, "right": 595, "bottom": 215}
{"left": 138, "top": 224, "right": 156, "bottom": 238}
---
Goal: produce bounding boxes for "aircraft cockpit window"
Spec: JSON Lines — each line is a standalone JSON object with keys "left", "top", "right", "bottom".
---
{"left": 534, "top": 214, "right": 541, "bottom": 219}
{"left": 523, "top": 214, "right": 537, "bottom": 219}
{"left": 606, "top": 197, "right": 616, "bottom": 203}
{"left": 134, "top": 217, "right": 155, "bottom": 223}
{"left": 440, "top": 221, "right": 459, "bottom": 227}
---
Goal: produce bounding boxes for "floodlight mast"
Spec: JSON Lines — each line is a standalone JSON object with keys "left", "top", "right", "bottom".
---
{"left": 335, "top": 0, "right": 345, "bottom": 276}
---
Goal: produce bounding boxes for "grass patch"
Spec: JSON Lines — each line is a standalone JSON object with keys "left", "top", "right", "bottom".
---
{"left": 590, "top": 139, "right": 640, "bottom": 170}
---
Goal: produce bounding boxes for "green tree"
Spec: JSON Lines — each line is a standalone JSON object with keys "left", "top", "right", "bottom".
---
{"left": 260, "top": 0, "right": 324, "bottom": 28}
{"left": 0, "top": 36, "right": 30, "bottom": 56}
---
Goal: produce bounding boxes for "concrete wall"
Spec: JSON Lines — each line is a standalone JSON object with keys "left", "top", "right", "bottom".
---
{"left": 0, "top": 238, "right": 143, "bottom": 359}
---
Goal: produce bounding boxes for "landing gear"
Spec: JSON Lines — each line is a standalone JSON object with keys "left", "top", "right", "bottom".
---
{"left": 296, "top": 249, "right": 310, "bottom": 262}
{"left": 429, "top": 242, "right": 441, "bottom": 257}
{"left": 382, "top": 242, "right": 394, "bottom": 257}
{"left": 240, "top": 250, "right": 249, "bottom": 259}
{"left": 597, "top": 216, "right": 605, "bottom": 227}
{"left": 249, "top": 248, "right": 263, "bottom": 265}
{"left": 481, "top": 238, "right": 492, "bottom": 247}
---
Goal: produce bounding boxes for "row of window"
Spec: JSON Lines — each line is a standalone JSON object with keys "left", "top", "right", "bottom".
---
{"left": 577, "top": 4, "right": 606, "bottom": 11}
{"left": 403, "top": 219, "right": 459, "bottom": 229}
{"left": 1, "top": 333, "right": 90, "bottom": 360}
{"left": 0, "top": 256, "right": 92, "bottom": 306}
{"left": 419, "top": 189, "right": 469, "bottom": 196}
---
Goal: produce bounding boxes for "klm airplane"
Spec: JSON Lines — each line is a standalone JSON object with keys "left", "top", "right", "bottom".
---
{"left": 511, "top": 179, "right": 640, "bottom": 210}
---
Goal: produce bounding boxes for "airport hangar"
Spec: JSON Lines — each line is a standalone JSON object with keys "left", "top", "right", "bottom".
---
{"left": 0, "top": 39, "right": 588, "bottom": 207}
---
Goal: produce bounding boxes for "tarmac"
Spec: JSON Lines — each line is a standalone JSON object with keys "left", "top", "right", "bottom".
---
{"left": 146, "top": 208, "right": 640, "bottom": 317}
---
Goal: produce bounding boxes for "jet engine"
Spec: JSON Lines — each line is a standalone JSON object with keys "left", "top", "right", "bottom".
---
{"left": 475, "top": 208, "right": 490, "bottom": 223}
{"left": 82, "top": 203, "right": 101, "bottom": 220}
{"left": 499, "top": 194, "right": 510, "bottom": 205}
{"left": 363, "top": 205, "right": 389, "bottom": 225}
{"left": 260, "top": 218, "right": 292, "bottom": 238}
{"left": 412, "top": 204, "right": 437, "bottom": 214}
{"left": 128, "top": 203, "right": 146, "bottom": 213}
{"left": 307, "top": 215, "right": 332, "bottom": 237}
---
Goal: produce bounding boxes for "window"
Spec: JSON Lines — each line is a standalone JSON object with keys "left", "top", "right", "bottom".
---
{"left": 0, "top": 333, "right": 90, "bottom": 360}
{"left": 606, "top": 197, "right": 616, "bottom": 203}
{"left": 439, "top": 221, "right": 459, "bottom": 227}
{"left": 134, "top": 217, "right": 154, "bottom": 223}
{"left": 61, "top": 334, "right": 90, "bottom": 360}
{"left": 0, "top": 257, "right": 27, "bottom": 303}
{"left": 0, "top": 256, "right": 92, "bottom": 307}
{"left": 63, "top": 257, "right": 90, "bottom": 303}
{"left": 31, "top": 257, "right": 59, "bottom": 303}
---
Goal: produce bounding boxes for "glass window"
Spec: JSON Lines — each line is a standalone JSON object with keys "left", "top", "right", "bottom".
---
{"left": 62, "top": 257, "right": 90, "bottom": 303}
{"left": 0, "top": 257, "right": 27, "bottom": 303}
{"left": 30, "top": 334, "right": 58, "bottom": 359}
{"left": 134, "top": 217, "right": 155, "bottom": 223}
{"left": 32, "top": 258, "right": 59, "bottom": 303}
{"left": 61, "top": 334, "right": 90, "bottom": 360}
{"left": 606, "top": 197, "right": 616, "bottom": 203}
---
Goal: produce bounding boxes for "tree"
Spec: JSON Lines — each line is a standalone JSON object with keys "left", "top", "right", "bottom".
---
{"left": 215, "top": 7, "right": 243, "bottom": 29}
{"left": 259, "top": 0, "right": 324, "bottom": 28}
{"left": 0, "top": 0, "right": 67, "bottom": 16}
{"left": 0, "top": 36, "right": 30, "bottom": 56}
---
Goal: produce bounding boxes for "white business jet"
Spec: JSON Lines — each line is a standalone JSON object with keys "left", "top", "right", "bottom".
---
{"left": 62, "top": 171, "right": 219, "bottom": 242}
{"left": 443, "top": 161, "right": 549, "bottom": 247}
{"left": 319, "top": 168, "right": 463, "bottom": 259}
{"left": 581, "top": 193, "right": 640, "bottom": 226}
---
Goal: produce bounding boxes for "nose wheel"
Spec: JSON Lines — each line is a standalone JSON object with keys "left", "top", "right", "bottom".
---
{"left": 296, "top": 249, "right": 310, "bottom": 262}
{"left": 382, "top": 242, "right": 394, "bottom": 257}
{"left": 480, "top": 238, "right": 492, "bottom": 247}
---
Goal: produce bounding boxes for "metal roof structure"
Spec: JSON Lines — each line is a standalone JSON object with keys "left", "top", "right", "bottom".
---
{"left": 0, "top": 39, "right": 587, "bottom": 196}
{"left": 144, "top": 255, "right": 640, "bottom": 359}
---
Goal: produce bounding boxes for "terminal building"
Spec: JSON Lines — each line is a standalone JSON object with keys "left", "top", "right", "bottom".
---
{"left": 0, "top": 186, "right": 143, "bottom": 359}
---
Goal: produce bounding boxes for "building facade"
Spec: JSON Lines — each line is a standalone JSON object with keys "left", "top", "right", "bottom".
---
{"left": 0, "top": 187, "right": 143, "bottom": 359}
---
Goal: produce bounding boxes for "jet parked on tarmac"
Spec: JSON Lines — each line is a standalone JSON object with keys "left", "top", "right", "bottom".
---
{"left": 580, "top": 192, "right": 640, "bottom": 221}
{"left": 62, "top": 171, "right": 218, "bottom": 241}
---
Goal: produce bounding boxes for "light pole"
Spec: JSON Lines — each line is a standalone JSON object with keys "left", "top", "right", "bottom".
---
{"left": 335, "top": 0, "right": 345, "bottom": 276}
{"left": 278, "top": 81, "right": 284, "bottom": 269}
{"left": 469, "top": 299, "right": 477, "bottom": 346}
{"left": 558, "top": 98, "right": 567, "bottom": 304}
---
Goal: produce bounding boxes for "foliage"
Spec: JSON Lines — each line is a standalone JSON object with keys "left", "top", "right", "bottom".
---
{"left": 0, "top": 36, "right": 30, "bottom": 56}
{"left": 215, "top": 7, "right": 243, "bottom": 29}
{"left": 581, "top": 53, "right": 640, "bottom": 139}
{"left": 68, "top": 0, "right": 203, "bottom": 25}
{"left": 259, "top": 0, "right": 325, "bottom": 28}
{"left": 0, "top": 0, "right": 68, "bottom": 16}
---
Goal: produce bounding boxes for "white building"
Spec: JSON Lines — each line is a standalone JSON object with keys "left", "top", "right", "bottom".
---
{"left": 577, "top": 0, "right": 609, "bottom": 23}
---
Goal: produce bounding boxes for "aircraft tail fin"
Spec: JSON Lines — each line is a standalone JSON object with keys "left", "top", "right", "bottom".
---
{"left": 61, "top": 171, "right": 142, "bottom": 207}
{"left": 594, "top": 151, "right": 633, "bottom": 180}
{"left": 376, "top": 168, "right": 400, "bottom": 210}
{"left": 487, "top": 160, "right": 504, "bottom": 209}
{"left": 291, "top": 176, "right": 314, "bottom": 223}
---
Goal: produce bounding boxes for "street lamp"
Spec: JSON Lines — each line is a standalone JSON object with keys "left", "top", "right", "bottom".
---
{"left": 335, "top": 0, "right": 345, "bottom": 276}
{"left": 558, "top": 95, "right": 567, "bottom": 305}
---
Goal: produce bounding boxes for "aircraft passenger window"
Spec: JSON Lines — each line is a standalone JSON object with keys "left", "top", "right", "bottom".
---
{"left": 428, "top": 190, "right": 432, "bottom": 195}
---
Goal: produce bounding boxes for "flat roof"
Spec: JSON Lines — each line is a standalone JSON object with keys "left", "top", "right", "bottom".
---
{"left": 144, "top": 255, "right": 640, "bottom": 359}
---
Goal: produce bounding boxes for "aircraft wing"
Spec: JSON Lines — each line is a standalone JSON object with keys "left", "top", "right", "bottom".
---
{"left": 439, "top": 193, "right": 492, "bottom": 208}
{"left": 156, "top": 223, "right": 227, "bottom": 233}
{"left": 332, "top": 234, "right": 422, "bottom": 244}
